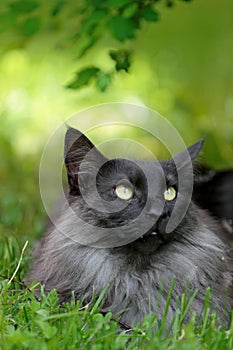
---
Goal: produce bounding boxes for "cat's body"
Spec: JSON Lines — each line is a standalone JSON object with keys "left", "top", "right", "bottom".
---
{"left": 29, "top": 128, "right": 233, "bottom": 325}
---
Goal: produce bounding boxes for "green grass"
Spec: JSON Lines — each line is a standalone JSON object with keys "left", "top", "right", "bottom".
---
{"left": 1, "top": 237, "right": 233, "bottom": 349}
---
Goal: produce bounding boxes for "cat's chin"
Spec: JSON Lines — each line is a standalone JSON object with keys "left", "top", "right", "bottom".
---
{"left": 128, "top": 232, "right": 166, "bottom": 255}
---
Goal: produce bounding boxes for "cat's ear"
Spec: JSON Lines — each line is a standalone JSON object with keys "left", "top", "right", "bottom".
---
{"left": 173, "top": 138, "right": 205, "bottom": 168}
{"left": 186, "top": 138, "right": 205, "bottom": 161}
{"left": 64, "top": 127, "right": 106, "bottom": 194}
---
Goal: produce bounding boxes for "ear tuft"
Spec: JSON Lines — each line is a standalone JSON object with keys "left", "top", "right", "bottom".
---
{"left": 187, "top": 138, "right": 205, "bottom": 161}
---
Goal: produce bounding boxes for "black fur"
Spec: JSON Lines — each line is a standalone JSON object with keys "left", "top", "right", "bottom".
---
{"left": 28, "top": 128, "right": 233, "bottom": 326}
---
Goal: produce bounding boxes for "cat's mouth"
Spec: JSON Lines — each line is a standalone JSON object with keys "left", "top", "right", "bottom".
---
{"left": 139, "top": 230, "right": 159, "bottom": 240}
{"left": 138, "top": 218, "right": 166, "bottom": 241}
{"left": 129, "top": 223, "right": 168, "bottom": 254}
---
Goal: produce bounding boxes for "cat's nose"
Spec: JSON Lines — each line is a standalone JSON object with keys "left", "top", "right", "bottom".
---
{"left": 147, "top": 208, "right": 161, "bottom": 218}
{"left": 146, "top": 197, "right": 164, "bottom": 218}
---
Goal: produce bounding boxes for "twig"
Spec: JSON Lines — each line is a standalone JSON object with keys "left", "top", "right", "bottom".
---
{"left": 104, "top": 313, "right": 132, "bottom": 330}
{"left": 117, "top": 319, "right": 132, "bottom": 330}
{"left": 0, "top": 273, "right": 24, "bottom": 286}
{"left": 0, "top": 273, "right": 41, "bottom": 302}
{"left": 8, "top": 240, "right": 28, "bottom": 285}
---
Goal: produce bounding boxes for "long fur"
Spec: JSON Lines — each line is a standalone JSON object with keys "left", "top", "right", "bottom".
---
{"left": 29, "top": 202, "right": 233, "bottom": 325}
{"left": 28, "top": 128, "right": 233, "bottom": 326}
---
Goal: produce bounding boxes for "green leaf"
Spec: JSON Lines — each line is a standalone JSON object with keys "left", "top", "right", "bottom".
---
{"left": 6, "top": 325, "right": 16, "bottom": 335}
{"left": 78, "top": 10, "right": 108, "bottom": 36}
{"left": 20, "top": 17, "right": 41, "bottom": 36}
{"left": 36, "top": 321, "right": 57, "bottom": 339}
{"left": 141, "top": 7, "right": 160, "bottom": 22}
{"left": 66, "top": 67, "right": 100, "bottom": 90}
{"left": 106, "top": 0, "right": 132, "bottom": 9}
{"left": 9, "top": 0, "right": 39, "bottom": 14}
{"left": 96, "top": 72, "right": 112, "bottom": 92}
{"left": 122, "top": 3, "right": 138, "bottom": 18}
{"left": 107, "top": 16, "right": 135, "bottom": 41}
{"left": 88, "top": 10, "right": 108, "bottom": 23}
{"left": 109, "top": 49, "right": 131, "bottom": 72}
{"left": 75, "top": 36, "right": 97, "bottom": 58}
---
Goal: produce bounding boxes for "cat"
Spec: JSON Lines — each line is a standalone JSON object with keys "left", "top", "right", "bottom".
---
{"left": 28, "top": 127, "right": 233, "bottom": 326}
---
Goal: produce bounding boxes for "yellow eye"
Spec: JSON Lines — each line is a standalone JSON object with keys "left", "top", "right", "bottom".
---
{"left": 115, "top": 184, "right": 134, "bottom": 200}
{"left": 164, "top": 186, "right": 176, "bottom": 201}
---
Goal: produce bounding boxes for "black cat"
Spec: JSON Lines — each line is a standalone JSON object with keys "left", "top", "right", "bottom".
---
{"left": 28, "top": 127, "right": 233, "bottom": 326}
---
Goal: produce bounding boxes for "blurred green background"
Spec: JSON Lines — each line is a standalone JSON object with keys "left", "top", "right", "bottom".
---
{"left": 0, "top": 0, "right": 233, "bottom": 242}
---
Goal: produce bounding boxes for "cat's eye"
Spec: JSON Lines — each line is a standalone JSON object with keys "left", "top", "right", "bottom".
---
{"left": 164, "top": 186, "right": 176, "bottom": 201}
{"left": 115, "top": 184, "right": 134, "bottom": 201}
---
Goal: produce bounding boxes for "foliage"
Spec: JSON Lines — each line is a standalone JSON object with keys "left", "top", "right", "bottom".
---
{"left": 0, "top": 0, "right": 192, "bottom": 91}
{"left": 0, "top": 0, "right": 232, "bottom": 168}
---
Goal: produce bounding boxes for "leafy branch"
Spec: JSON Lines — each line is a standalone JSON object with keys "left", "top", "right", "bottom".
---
{"left": 0, "top": 0, "right": 192, "bottom": 91}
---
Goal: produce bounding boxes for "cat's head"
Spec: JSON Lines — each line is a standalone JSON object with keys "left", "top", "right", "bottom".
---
{"left": 64, "top": 127, "right": 204, "bottom": 252}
